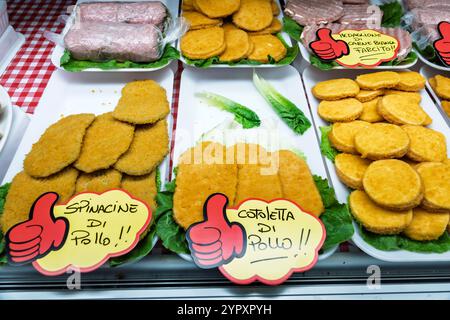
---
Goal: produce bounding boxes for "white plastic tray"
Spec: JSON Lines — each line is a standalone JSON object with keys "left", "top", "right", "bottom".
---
{"left": 303, "top": 66, "right": 450, "bottom": 262}
{"left": 50, "top": 0, "right": 180, "bottom": 72}
{"left": 172, "top": 65, "right": 338, "bottom": 262}
{"left": 416, "top": 48, "right": 450, "bottom": 72}
{"left": 420, "top": 65, "right": 450, "bottom": 127}
{"left": 3, "top": 67, "right": 174, "bottom": 190}
{"left": 0, "top": 85, "right": 13, "bottom": 157}
{"left": 178, "top": 0, "right": 294, "bottom": 68}
{"left": 0, "top": 26, "right": 25, "bottom": 76}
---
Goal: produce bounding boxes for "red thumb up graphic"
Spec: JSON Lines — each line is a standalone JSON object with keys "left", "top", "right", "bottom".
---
{"left": 6, "top": 192, "right": 68, "bottom": 265}
{"left": 187, "top": 193, "right": 245, "bottom": 269}
{"left": 310, "top": 28, "right": 349, "bottom": 61}
{"left": 434, "top": 22, "right": 450, "bottom": 67}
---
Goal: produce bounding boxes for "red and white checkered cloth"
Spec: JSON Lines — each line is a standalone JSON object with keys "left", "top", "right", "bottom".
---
{"left": 0, "top": 0, "right": 75, "bottom": 114}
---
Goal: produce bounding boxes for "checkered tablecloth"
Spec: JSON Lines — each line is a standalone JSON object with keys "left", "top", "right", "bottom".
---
{"left": 0, "top": 0, "right": 75, "bottom": 114}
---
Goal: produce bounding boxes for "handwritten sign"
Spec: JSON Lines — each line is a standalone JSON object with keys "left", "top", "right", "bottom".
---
{"left": 6, "top": 190, "right": 151, "bottom": 276}
{"left": 186, "top": 194, "right": 325, "bottom": 286}
{"left": 309, "top": 28, "right": 399, "bottom": 68}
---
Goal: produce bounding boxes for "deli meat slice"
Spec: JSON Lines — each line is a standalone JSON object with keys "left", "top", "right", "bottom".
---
{"left": 302, "top": 23, "right": 412, "bottom": 60}
{"left": 78, "top": 2, "right": 167, "bottom": 27}
{"left": 64, "top": 22, "right": 161, "bottom": 62}
{"left": 284, "top": 0, "right": 344, "bottom": 26}
{"left": 338, "top": 4, "right": 383, "bottom": 27}
{"left": 404, "top": 0, "right": 450, "bottom": 10}
{"left": 409, "top": 8, "right": 450, "bottom": 42}
{"left": 343, "top": 0, "right": 369, "bottom": 3}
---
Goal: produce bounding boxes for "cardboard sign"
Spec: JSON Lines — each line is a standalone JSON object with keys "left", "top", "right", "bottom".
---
{"left": 186, "top": 194, "right": 325, "bottom": 285}
{"left": 6, "top": 190, "right": 151, "bottom": 276}
{"left": 434, "top": 21, "right": 450, "bottom": 67}
{"left": 310, "top": 28, "right": 399, "bottom": 68}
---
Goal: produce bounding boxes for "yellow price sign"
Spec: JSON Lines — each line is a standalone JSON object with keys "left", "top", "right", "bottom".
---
{"left": 4, "top": 190, "right": 151, "bottom": 276}
{"left": 186, "top": 194, "right": 325, "bottom": 285}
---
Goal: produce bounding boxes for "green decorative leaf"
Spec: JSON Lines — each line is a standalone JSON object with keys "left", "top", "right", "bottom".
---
{"left": 380, "top": 1, "right": 403, "bottom": 28}
{"left": 282, "top": 16, "right": 303, "bottom": 41}
{"left": 319, "top": 126, "right": 339, "bottom": 162}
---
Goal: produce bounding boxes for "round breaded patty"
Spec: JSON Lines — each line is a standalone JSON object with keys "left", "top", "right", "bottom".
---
{"left": 182, "top": 11, "right": 223, "bottom": 30}
{"left": 403, "top": 208, "right": 449, "bottom": 241}
{"left": 402, "top": 125, "right": 447, "bottom": 162}
{"left": 378, "top": 94, "right": 428, "bottom": 126}
{"left": 384, "top": 90, "right": 422, "bottom": 104}
{"left": 349, "top": 190, "right": 413, "bottom": 235}
{"left": 395, "top": 71, "right": 426, "bottom": 92}
{"left": 219, "top": 28, "right": 251, "bottom": 62}
{"left": 247, "top": 34, "right": 286, "bottom": 62}
{"left": 232, "top": 0, "right": 273, "bottom": 31}
{"left": 318, "top": 98, "right": 363, "bottom": 123}
{"left": 356, "top": 71, "right": 400, "bottom": 90}
{"left": 181, "top": 27, "right": 225, "bottom": 59}
{"left": 354, "top": 123, "right": 410, "bottom": 160}
{"left": 329, "top": 120, "right": 371, "bottom": 154}
{"left": 355, "top": 89, "right": 384, "bottom": 102}
{"left": 194, "top": 0, "right": 240, "bottom": 18}
{"left": 416, "top": 162, "right": 450, "bottom": 212}
{"left": 363, "top": 159, "right": 423, "bottom": 211}
{"left": 335, "top": 153, "right": 371, "bottom": 190}
{"left": 359, "top": 97, "right": 384, "bottom": 123}
{"left": 249, "top": 18, "right": 282, "bottom": 35}
{"left": 312, "top": 79, "right": 360, "bottom": 101}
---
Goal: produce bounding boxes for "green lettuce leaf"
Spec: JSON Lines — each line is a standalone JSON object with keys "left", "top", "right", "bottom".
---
{"left": 282, "top": 16, "right": 303, "bottom": 42}
{"left": 0, "top": 183, "right": 10, "bottom": 264}
{"left": 314, "top": 176, "right": 354, "bottom": 251}
{"left": 359, "top": 225, "right": 450, "bottom": 253}
{"left": 320, "top": 126, "right": 339, "bottom": 162}
{"left": 184, "top": 33, "right": 299, "bottom": 67}
{"left": 61, "top": 45, "right": 180, "bottom": 72}
{"left": 380, "top": 1, "right": 403, "bottom": 28}
{"left": 156, "top": 209, "right": 190, "bottom": 254}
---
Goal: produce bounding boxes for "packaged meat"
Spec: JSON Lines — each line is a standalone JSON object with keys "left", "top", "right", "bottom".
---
{"left": 404, "top": 0, "right": 450, "bottom": 10}
{"left": 284, "top": 0, "right": 344, "bottom": 26}
{"left": 78, "top": 2, "right": 168, "bottom": 28}
{"left": 64, "top": 22, "right": 162, "bottom": 62}
{"left": 302, "top": 23, "right": 412, "bottom": 60}
{"left": 338, "top": 4, "right": 383, "bottom": 27}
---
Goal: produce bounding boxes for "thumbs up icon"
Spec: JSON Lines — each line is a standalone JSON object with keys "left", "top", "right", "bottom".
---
{"left": 6, "top": 193, "right": 68, "bottom": 264}
{"left": 434, "top": 22, "right": 450, "bottom": 67}
{"left": 186, "top": 194, "right": 245, "bottom": 269}
{"left": 309, "top": 28, "right": 350, "bottom": 61}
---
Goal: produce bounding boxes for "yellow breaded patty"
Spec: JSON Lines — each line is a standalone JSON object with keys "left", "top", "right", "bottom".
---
{"left": 354, "top": 123, "right": 410, "bottom": 160}
{"left": 122, "top": 171, "right": 157, "bottom": 211}
{"left": 434, "top": 75, "right": 450, "bottom": 100}
{"left": 75, "top": 169, "right": 122, "bottom": 194}
{"left": 359, "top": 97, "right": 384, "bottom": 123}
{"left": 113, "top": 80, "right": 170, "bottom": 125}
{"left": 219, "top": 28, "right": 251, "bottom": 62}
{"left": 402, "top": 125, "right": 447, "bottom": 162}
{"left": 403, "top": 208, "right": 449, "bottom": 241}
{"left": 442, "top": 101, "right": 450, "bottom": 117}
{"left": 248, "top": 34, "right": 287, "bottom": 62}
{"left": 318, "top": 98, "right": 363, "bottom": 123}
{"left": 335, "top": 153, "right": 371, "bottom": 190}
{"left": 356, "top": 71, "right": 400, "bottom": 90}
{"left": 181, "top": 26, "right": 226, "bottom": 59}
{"left": 329, "top": 120, "right": 371, "bottom": 154}
{"left": 183, "top": 11, "right": 223, "bottom": 30}
{"left": 363, "top": 159, "right": 423, "bottom": 211}
{"left": 355, "top": 89, "right": 384, "bottom": 102}
{"left": 0, "top": 168, "right": 78, "bottom": 233}
{"left": 384, "top": 90, "right": 422, "bottom": 103}
{"left": 75, "top": 113, "right": 135, "bottom": 173}
{"left": 194, "top": 0, "right": 240, "bottom": 18}
{"left": 115, "top": 120, "right": 169, "bottom": 176}
{"left": 416, "top": 162, "right": 450, "bottom": 212}
{"left": 277, "top": 150, "right": 324, "bottom": 217}
{"left": 24, "top": 114, "right": 95, "bottom": 178}
{"left": 378, "top": 94, "right": 428, "bottom": 126}
{"left": 249, "top": 19, "right": 283, "bottom": 35}
{"left": 312, "top": 79, "right": 360, "bottom": 101}
{"left": 233, "top": 0, "right": 273, "bottom": 31}
{"left": 349, "top": 190, "right": 413, "bottom": 235}
{"left": 395, "top": 71, "right": 426, "bottom": 91}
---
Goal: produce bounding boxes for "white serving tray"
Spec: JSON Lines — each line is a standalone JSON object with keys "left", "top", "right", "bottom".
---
{"left": 50, "top": 0, "right": 180, "bottom": 72}
{"left": 303, "top": 66, "right": 450, "bottom": 262}
{"left": 0, "top": 85, "right": 13, "bottom": 157}
{"left": 3, "top": 67, "right": 174, "bottom": 192}
{"left": 416, "top": 49, "right": 450, "bottom": 72}
{"left": 420, "top": 65, "right": 450, "bottom": 127}
{"left": 178, "top": 0, "right": 294, "bottom": 68}
{"left": 0, "top": 26, "right": 25, "bottom": 76}
{"left": 172, "top": 65, "right": 338, "bottom": 261}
